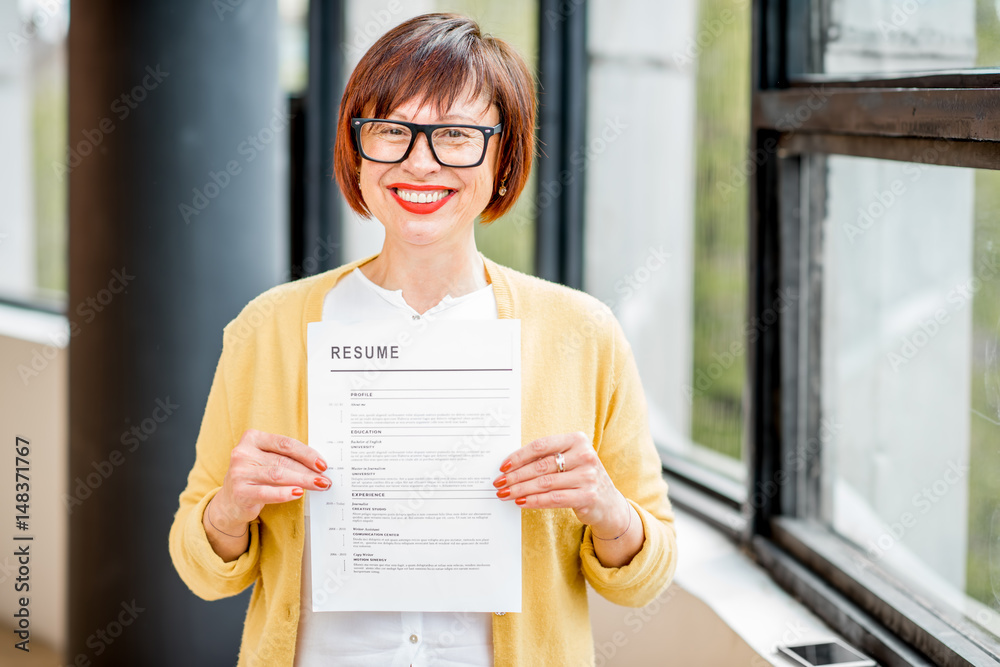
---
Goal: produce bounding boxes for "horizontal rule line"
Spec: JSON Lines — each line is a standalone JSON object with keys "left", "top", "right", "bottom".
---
{"left": 350, "top": 496, "right": 495, "bottom": 500}
{"left": 353, "top": 397, "right": 509, "bottom": 400}
{"left": 350, "top": 433, "right": 508, "bottom": 438}
{"left": 353, "top": 489, "right": 495, "bottom": 492}
{"left": 329, "top": 369, "right": 512, "bottom": 372}
{"left": 362, "top": 388, "right": 507, "bottom": 391}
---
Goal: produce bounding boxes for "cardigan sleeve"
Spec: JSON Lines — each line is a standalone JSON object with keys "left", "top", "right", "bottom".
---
{"left": 168, "top": 344, "right": 262, "bottom": 601}
{"left": 579, "top": 322, "right": 678, "bottom": 607}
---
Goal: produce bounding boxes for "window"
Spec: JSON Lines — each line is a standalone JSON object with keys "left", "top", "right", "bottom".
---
{"left": 0, "top": 0, "right": 69, "bottom": 308}
{"left": 822, "top": 155, "right": 1000, "bottom": 648}
{"left": 745, "top": 0, "right": 1000, "bottom": 664}
{"left": 582, "top": 0, "right": 752, "bottom": 501}
{"left": 821, "top": 0, "right": 1000, "bottom": 75}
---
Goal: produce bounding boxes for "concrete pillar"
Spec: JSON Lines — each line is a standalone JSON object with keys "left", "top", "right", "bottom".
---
{"left": 68, "top": 1, "right": 284, "bottom": 663}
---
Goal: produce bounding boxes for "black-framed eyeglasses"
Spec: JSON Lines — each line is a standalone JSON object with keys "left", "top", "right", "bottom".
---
{"left": 351, "top": 118, "right": 503, "bottom": 168}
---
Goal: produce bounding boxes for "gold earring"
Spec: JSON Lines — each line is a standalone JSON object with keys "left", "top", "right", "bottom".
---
{"left": 498, "top": 177, "right": 508, "bottom": 197}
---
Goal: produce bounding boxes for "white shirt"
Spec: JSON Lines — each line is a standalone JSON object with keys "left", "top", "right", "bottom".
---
{"left": 295, "top": 267, "right": 497, "bottom": 667}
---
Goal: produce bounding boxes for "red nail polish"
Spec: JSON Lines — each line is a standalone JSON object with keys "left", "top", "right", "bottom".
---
{"left": 315, "top": 459, "right": 328, "bottom": 472}
{"left": 515, "top": 497, "right": 527, "bottom": 506}
{"left": 291, "top": 488, "right": 304, "bottom": 497}
{"left": 493, "top": 476, "right": 507, "bottom": 488}
{"left": 315, "top": 477, "right": 330, "bottom": 489}
{"left": 497, "top": 488, "right": 511, "bottom": 499}
{"left": 500, "top": 460, "right": 512, "bottom": 473}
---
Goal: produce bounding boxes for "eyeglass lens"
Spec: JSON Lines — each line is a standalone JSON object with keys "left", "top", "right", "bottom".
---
{"left": 358, "top": 121, "right": 487, "bottom": 166}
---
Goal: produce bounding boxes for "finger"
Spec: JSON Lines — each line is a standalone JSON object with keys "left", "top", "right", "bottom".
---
{"left": 249, "top": 429, "right": 328, "bottom": 473}
{"left": 499, "top": 431, "right": 587, "bottom": 473}
{"left": 497, "top": 467, "right": 592, "bottom": 501}
{"left": 261, "top": 454, "right": 332, "bottom": 491}
{"left": 241, "top": 483, "right": 308, "bottom": 505}
{"left": 494, "top": 450, "right": 578, "bottom": 489}
{"left": 233, "top": 451, "right": 331, "bottom": 492}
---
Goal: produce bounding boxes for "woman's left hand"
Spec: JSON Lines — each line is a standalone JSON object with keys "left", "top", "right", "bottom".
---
{"left": 493, "top": 431, "right": 630, "bottom": 539}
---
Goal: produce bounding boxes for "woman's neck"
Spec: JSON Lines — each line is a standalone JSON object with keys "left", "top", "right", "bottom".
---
{"left": 360, "top": 236, "right": 488, "bottom": 315}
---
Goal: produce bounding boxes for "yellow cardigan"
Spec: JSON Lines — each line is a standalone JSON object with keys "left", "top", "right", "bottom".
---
{"left": 169, "top": 255, "right": 677, "bottom": 666}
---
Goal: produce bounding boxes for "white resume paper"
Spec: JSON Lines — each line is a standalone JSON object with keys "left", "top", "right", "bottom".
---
{"left": 307, "top": 319, "right": 522, "bottom": 612}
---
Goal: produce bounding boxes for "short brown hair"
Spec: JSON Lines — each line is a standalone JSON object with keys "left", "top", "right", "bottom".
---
{"left": 334, "top": 13, "right": 536, "bottom": 223}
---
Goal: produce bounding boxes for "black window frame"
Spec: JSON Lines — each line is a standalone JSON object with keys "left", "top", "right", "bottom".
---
{"left": 663, "top": 1, "right": 1000, "bottom": 665}
{"left": 660, "top": 0, "right": 1000, "bottom": 664}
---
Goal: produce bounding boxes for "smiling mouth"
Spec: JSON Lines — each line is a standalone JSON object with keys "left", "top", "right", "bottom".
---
{"left": 392, "top": 188, "right": 455, "bottom": 203}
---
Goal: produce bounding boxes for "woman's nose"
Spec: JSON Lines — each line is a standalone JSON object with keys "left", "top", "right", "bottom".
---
{"left": 401, "top": 133, "right": 441, "bottom": 175}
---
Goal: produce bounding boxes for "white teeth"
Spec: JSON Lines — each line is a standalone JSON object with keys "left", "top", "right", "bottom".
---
{"left": 395, "top": 189, "right": 450, "bottom": 203}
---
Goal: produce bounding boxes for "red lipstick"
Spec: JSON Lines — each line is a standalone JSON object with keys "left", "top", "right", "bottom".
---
{"left": 387, "top": 182, "right": 456, "bottom": 215}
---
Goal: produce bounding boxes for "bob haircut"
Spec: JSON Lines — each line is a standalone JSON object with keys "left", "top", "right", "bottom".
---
{"left": 334, "top": 13, "right": 536, "bottom": 224}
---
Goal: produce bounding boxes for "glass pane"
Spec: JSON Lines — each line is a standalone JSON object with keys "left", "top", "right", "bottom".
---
{"left": 823, "top": 154, "right": 1000, "bottom": 646}
{"left": 279, "top": 0, "right": 309, "bottom": 94}
{"left": 689, "top": 0, "right": 750, "bottom": 475}
{"left": 582, "top": 0, "right": 750, "bottom": 484}
{"left": 0, "top": 0, "right": 69, "bottom": 305}
{"left": 340, "top": 2, "right": 537, "bottom": 275}
{"left": 822, "top": 0, "right": 1000, "bottom": 75}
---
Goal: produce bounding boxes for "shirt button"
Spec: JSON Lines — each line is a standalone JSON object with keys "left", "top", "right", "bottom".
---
{"left": 412, "top": 315, "right": 420, "bottom": 320}
{"left": 409, "top": 634, "right": 419, "bottom": 644}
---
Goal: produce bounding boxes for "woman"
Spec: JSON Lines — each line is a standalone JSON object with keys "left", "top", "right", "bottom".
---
{"left": 169, "top": 13, "right": 676, "bottom": 666}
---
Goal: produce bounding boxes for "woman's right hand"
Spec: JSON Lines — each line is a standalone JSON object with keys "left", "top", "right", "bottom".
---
{"left": 208, "top": 428, "right": 331, "bottom": 538}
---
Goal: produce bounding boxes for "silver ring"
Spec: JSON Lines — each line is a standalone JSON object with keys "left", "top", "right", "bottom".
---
{"left": 555, "top": 452, "right": 566, "bottom": 473}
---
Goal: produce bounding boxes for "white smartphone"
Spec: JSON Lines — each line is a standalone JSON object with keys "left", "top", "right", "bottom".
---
{"left": 776, "top": 639, "right": 877, "bottom": 667}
